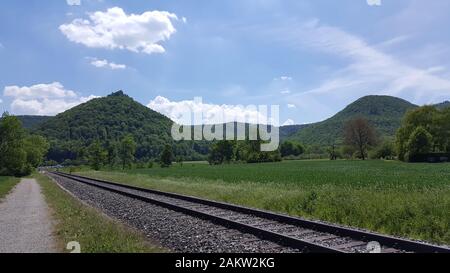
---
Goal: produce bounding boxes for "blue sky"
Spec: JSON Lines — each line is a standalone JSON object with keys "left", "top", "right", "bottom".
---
{"left": 1, "top": 0, "right": 450, "bottom": 125}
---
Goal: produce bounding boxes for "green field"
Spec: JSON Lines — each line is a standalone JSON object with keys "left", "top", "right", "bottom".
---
{"left": 77, "top": 160, "right": 450, "bottom": 245}
{"left": 0, "top": 176, "right": 20, "bottom": 200}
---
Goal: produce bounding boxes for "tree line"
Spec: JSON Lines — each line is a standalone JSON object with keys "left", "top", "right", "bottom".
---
{"left": 0, "top": 113, "right": 49, "bottom": 176}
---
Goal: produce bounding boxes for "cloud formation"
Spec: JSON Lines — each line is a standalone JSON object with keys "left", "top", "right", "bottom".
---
{"left": 66, "top": 0, "right": 81, "bottom": 6}
{"left": 282, "top": 119, "right": 294, "bottom": 126}
{"left": 88, "top": 57, "right": 127, "bottom": 70}
{"left": 148, "top": 96, "right": 276, "bottom": 125}
{"left": 59, "top": 7, "right": 180, "bottom": 54}
{"left": 3, "top": 82, "right": 98, "bottom": 115}
{"left": 367, "top": 0, "right": 381, "bottom": 6}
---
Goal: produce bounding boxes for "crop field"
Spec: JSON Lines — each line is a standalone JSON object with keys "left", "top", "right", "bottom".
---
{"left": 0, "top": 177, "right": 19, "bottom": 200}
{"left": 77, "top": 160, "right": 450, "bottom": 245}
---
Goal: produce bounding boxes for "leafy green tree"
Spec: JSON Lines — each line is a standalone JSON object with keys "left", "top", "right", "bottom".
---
{"left": 160, "top": 144, "right": 173, "bottom": 168}
{"left": 280, "top": 141, "right": 304, "bottom": 157}
{"left": 0, "top": 113, "right": 49, "bottom": 176}
{"left": 106, "top": 141, "right": 119, "bottom": 167}
{"left": 0, "top": 114, "right": 27, "bottom": 176}
{"left": 119, "top": 135, "right": 136, "bottom": 169}
{"left": 208, "top": 141, "right": 235, "bottom": 165}
{"left": 369, "top": 140, "right": 396, "bottom": 160}
{"left": 24, "top": 135, "right": 50, "bottom": 168}
{"left": 88, "top": 140, "right": 107, "bottom": 170}
{"left": 406, "top": 126, "right": 432, "bottom": 160}
{"left": 396, "top": 106, "right": 450, "bottom": 161}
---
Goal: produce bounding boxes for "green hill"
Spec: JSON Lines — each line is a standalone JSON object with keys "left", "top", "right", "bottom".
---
{"left": 434, "top": 101, "right": 450, "bottom": 110}
{"left": 35, "top": 91, "right": 207, "bottom": 163}
{"left": 16, "top": 115, "right": 53, "bottom": 130}
{"left": 287, "top": 95, "right": 418, "bottom": 146}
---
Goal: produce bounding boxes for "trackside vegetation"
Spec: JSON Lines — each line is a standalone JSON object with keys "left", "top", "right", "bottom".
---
{"left": 0, "top": 176, "right": 20, "bottom": 199}
{"left": 35, "top": 173, "right": 165, "bottom": 253}
{"left": 77, "top": 160, "right": 450, "bottom": 245}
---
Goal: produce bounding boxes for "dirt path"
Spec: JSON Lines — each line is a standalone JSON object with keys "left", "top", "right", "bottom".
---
{"left": 0, "top": 178, "right": 57, "bottom": 253}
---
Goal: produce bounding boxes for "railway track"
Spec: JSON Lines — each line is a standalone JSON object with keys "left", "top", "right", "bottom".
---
{"left": 50, "top": 171, "right": 450, "bottom": 253}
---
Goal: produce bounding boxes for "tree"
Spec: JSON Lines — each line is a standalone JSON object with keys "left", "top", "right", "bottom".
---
{"left": 327, "top": 142, "right": 339, "bottom": 160}
{"left": 0, "top": 114, "right": 27, "bottom": 176}
{"left": 160, "top": 144, "right": 173, "bottom": 168}
{"left": 119, "top": 135, "right": 136, "bottom": 169}
{"left": 344, "top": 117, "right": 377, "bottom": 160}
{"left": 106, "top": 141, "right": 119, "bottom": 167}
{"left": 0, "top": 113, "right": 49, "bottom": 176}
{"left": 208, "top": 141, "right": 235, "bottom": 165}
{"left": 406, "top": 126, "right": 432, "bottom": 159}
{"left": 369, "top": 140, "right": 396, "bottom": 160}
{"left": 24, "top": 135, "right": 50, "bottom": 168}
{"left": 280, "top": 141, "right": 304, "bottom": 157}
{"left": 396, "top": 106, "right": 450, "bottom": 161}
{"left": 88, "top": 140, "right": 107, "bottom": 170}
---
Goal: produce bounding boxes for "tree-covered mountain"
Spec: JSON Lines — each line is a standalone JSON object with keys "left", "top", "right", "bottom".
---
{"left": 434, "top": 101, "right": 450, "bottom": 110}
{"left": 285, "top": 95, "right": 418, "bottom": 146}
{"left": 16, "top": 115, "right": 53, "bottom": 130}
{"left": 35, "top": 91, "right": 207, "bottom": 163}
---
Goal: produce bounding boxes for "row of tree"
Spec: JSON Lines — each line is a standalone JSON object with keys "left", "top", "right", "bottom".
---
{"left": 208, "top": 140, "right": 282, "bottom": 165}
{"left": 0, "top": 113, "right": 49, "bottom": 176}
{"left": 85, "top": 135, "right": 177, "bottom": 170}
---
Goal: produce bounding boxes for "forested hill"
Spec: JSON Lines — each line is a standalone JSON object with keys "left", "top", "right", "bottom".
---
{"left": 434, "top": 101, "right": 450, "bottom": 110}
{"left": 16, "top": 115, "right": 52, "bottom": 129}
{"left": 285, "top": 95, "right": 418, "bottom": 145}
{"left": 35, "top": 91, "right": 207, "bottom": 163}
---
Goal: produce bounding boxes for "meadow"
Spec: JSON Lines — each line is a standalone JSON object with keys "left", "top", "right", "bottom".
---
{"left": 76, "top": 160, "right": 450, "bottom": 245}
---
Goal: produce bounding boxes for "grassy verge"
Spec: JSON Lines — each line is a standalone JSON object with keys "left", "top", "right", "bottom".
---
{"left": 77, "top": 160, "right": 450, "bottom": 245}
{"left": 34, "top": 172, "right": 166, "bottom": 253}
{"left": 0, "top": 176, "right": 20, "bottom": 200}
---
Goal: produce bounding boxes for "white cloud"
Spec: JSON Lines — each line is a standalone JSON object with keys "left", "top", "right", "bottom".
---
{"left": 88, "top": 57, "right": 127, "bottom": 70}
{"left": 282, "top": 119, "right": 294, "bottom": 126}
{"left": 287, "top": 104, "right": 296, "bottom": 109}
{"left": 59, "top": 7, "right": 180, "bottom": 54}
{"left": 275, "top": 76, "right": 292, "bottom": 81}
{"left": 0, "top": 98, "right": 3, "bottom": 104}
{"left": 147, "top": 96, "right": 275, "bottom": 125}
{"left": 281, "top": 90, "right": 291, "bottom": 94}
{"left": 66, "top": 0, "right": 81, "bottom": 6}
{"left": 367, "top": 0, "right": 381, "bottom": 6}
{"left": 3, "top": 82, "right": 98, "bottom": 115}
{"left": 4, "top": 82, "right": 77, "bottom": 99}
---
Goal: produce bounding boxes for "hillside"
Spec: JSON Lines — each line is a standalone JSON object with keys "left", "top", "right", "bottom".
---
{"left": 434, "top": 101, "right": 450, "bottom": 110}
{"left": 287, "top": 95, "right": 418, "bottom": 146}
{"left": 35, "top": 91, "right": 207, "bottom": 163}
{"left": 16, "top": 115, "right": 52, "bottom": 130}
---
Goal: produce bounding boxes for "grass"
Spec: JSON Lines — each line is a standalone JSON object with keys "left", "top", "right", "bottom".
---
{"left": 76, "top": 160, "right": 450, "bottom": 245}
{"left": 0, "top": 176, "right": 20, "bottom": 200}
{"left": 34, "top": 172, "right": 166, "bottom": 253}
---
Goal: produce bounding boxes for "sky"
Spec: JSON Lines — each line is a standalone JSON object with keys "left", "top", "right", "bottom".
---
{"left": 1, "top": 0, "right": 450, "bottom": 125}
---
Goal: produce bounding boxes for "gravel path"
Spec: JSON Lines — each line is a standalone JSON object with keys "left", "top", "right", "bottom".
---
{"left": 50, "top": 174, "right": 298, "bottom": 253}
{"left": 0, "top": 179, "right": 57, "bottom": 253}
